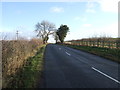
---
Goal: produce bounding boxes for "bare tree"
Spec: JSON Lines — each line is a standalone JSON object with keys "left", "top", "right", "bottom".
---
{"left": 35, "top": 20, "right": 56, "bottom": 44}
{"left": 53, "top": 30, "right": 59, "bottom": 44}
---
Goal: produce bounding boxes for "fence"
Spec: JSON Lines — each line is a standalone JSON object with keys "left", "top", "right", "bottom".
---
{"left": 65, "top": 38, "right": 120, "bottom": 49}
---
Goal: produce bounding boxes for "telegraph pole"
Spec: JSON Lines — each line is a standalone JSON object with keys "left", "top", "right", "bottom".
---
{"left": 16, "top": 30, "right": 19, "bottom": 40}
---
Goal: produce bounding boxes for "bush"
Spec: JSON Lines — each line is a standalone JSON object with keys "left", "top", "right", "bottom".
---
{"left": 2, "top": 38, "right": 43, "bottom": 88}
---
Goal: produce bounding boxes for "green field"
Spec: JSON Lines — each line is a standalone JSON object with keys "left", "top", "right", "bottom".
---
{"left": 63, "top": 44, "right": 120, "bottom": 63}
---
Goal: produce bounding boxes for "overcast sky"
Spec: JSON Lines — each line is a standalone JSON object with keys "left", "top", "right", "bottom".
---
{"left": 0, "top": 0, "right": 119, "bottom": 42}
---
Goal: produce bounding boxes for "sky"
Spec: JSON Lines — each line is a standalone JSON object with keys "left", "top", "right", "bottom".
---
{"left": 0, "top": 0, "right": 119, "bottom": 42}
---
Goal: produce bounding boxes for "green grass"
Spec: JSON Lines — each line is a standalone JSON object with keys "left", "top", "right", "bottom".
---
{"left": 7, "top": 45, "right": 46, "bottom": 88}
{"left": 63, "top": 44, "right": 120, "bottom": 63}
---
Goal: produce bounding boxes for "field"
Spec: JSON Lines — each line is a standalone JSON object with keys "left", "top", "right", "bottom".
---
{"left": 64, "top": 38, "right": 120, "bottom": 63}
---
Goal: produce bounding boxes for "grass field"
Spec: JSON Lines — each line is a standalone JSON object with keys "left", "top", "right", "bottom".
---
{"left": 62, "top": 44, "right": 120, "bottom": 63}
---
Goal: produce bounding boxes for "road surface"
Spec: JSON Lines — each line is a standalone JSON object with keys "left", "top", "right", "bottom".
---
{"left": 43, "top": 44, "right": 120, "bottom": 88}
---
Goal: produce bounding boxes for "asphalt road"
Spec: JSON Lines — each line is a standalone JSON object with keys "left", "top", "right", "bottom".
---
{"left": 43, "top": 44, "right": 120, "bottom": 88}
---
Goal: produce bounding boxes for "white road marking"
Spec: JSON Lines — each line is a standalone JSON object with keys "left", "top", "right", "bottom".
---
{"left": 59, "top": 48, "right": 61, "bottom": 50}
{"left": 66, "top": 52, "right": 71, "bottom": 56}
{"left": 92, "top": 67, "right": 120, "bottom": 84}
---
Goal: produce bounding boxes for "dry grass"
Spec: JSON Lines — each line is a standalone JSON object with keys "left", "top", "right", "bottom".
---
{"left": 2, "top": 38, "right": 43, "bottom": 88}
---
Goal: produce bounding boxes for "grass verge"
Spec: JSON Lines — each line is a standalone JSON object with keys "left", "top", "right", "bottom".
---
{"left": 62, "top": 44, "right": 120, "bottom": 63}
{"left": 6, "top": 45, "right": 46, "bottom": 88}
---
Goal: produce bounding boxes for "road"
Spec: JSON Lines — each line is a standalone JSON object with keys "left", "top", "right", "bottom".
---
{"left": 43, "top": 44, "right": 120, "bottom": 88}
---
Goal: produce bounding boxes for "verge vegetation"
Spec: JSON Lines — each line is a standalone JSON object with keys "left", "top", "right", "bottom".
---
{"left": 62, "top": 37, "right": 120, "bottom": 63}
{"left": 9, "top": 45, "right": 46, "bottom": 88}
{"left": 2, "top": 38, "right": 46, "bottom": 88}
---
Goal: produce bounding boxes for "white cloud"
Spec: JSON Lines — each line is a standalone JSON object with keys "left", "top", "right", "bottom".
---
{"left": 1, "top": 27, "right": 13, "bottom": 32}
{"left": 86, "top": 9, "right": 96, "bottom": 13}
{"left": 86, "top": 1, "right": 96, "bottom": 8}
{"left": 84, "top": 22, "right": 118, "bottom": 38}
{"left": 65, "top": 31, "right": 81, "bottom": 41}
{"left": 50, "top": 7, "right": 64, "bottom": 13}
{"left": 99, "top": 22, "right": 118, "bottom": 37}
{"left": 86, "top": 0, "right": 119, "bottom": 13}
{"left": 86, "top": 1, "right": 96, "bottom": 13}
{"left": 83, "top": 24, "right": 92, "bottom": 27}
{"left": 65, "top": 22, "right": 118, "bottom": 41}
{"left": 97, "top": 0, "right": 119, "bottom": 13}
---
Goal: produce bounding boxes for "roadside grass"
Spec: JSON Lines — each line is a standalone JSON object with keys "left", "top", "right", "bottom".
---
{"left": 62, "top": 44, "right": 120, "bottom": 63}
{"left": 7, "top": 45, "right": 46, "bottom": 88}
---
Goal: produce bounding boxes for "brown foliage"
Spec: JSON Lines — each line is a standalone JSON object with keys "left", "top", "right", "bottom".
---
{"left": 2, "top": 38, "right": 42, "bottom": 88}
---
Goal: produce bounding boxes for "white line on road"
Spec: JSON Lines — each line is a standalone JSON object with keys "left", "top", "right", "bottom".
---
{"left": 59, "top": 48, "right": 61, "bottom": 50}
{"left": 66, "top": 52, "right": 71, "bottom": 56}
{"left": 92, "top": 67, "right": 120, "bottom": 84}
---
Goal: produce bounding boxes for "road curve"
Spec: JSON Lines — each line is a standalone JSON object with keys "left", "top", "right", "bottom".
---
{"left": 43, "top": 44, "right": 120, "bottom": 88}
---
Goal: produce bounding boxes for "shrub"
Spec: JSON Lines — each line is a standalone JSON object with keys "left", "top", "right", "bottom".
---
{"left": 2, "top": 38, "right": 43, "bottom": 88}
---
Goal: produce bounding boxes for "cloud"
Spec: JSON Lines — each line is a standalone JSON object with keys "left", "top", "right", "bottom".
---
{"left": 50, "top": 7, "right": 64, "bottom": 13}
{"left": 65, "top": 31, "right": 81, "bottom": 41}
{"left": 86, "top": 1, "right": 96, "bottom": 13}
{"left": 0, "top": 27, "right": 14, "bottom": 32}
{"left": 83, "top": 24, "right": 92, "bottom": 27}
{"left": 84, "top": 22, "right": 118, "bottom": 38}
{"left": 86, "top": 0, "right": 119, "bottom": 13}
{"left": 99, "top": 22, "right": 118, "bottom": 37}
{"left": 97, "top": 0, "right": 119, "bottom": 13}
{"left": 86, "top": 9, "right": 96, "bottom": 13}
{"left": 86, "top": 1, "right": 96, "bottom": 8}
{"left": 65, "top": 22, "right": 118, "bottom": 41}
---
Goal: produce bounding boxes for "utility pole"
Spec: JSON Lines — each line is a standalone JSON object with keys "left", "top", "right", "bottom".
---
{"left": 16, "top": 30, "right": 19, "bottom": 40}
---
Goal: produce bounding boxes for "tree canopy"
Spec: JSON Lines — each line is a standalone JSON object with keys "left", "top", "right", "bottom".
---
{"left": 57, "top": 25, "right": 69, "bottom": 43}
